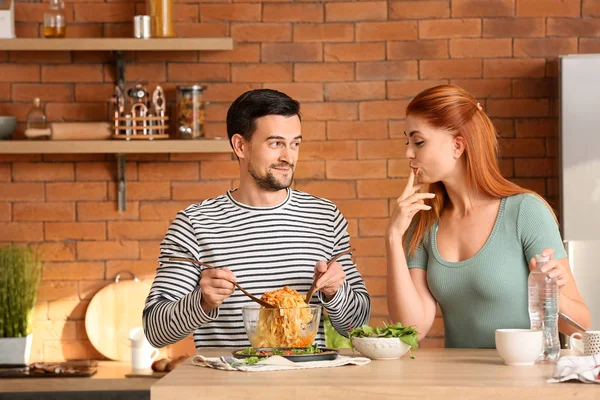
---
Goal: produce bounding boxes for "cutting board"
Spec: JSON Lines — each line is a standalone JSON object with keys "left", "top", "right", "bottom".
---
{"left": 85, "top": 273, "right": 152, "bottom": 361}
{"left": 125, "top": 371, "right": 167, "bottom": 379}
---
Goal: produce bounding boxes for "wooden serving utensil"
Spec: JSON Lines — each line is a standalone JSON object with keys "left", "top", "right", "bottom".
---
{"left": 304, "top": 248, "right": 356, "bottom": 303}
{"left": 168, "top": 258, "right": 275, "bottom": 308}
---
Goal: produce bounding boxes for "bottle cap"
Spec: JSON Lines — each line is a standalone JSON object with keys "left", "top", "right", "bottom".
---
{"left": 33, "top": 97, "right": 41, "bottom": 107}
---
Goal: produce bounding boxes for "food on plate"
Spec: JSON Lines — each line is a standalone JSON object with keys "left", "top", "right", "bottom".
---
{"left": 238, "top": 345, "right": 324, "bottom": 357}
{"left": 252, "top": 286, "right": 315, "bottom": 348}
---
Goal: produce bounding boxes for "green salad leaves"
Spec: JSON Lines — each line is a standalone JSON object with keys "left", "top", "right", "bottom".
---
{"left": 349, "top": 322, "right": 419, "bottom": 358}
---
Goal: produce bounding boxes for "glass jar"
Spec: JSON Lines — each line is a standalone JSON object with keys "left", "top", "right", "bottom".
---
{"left": 176, "top": 85, "right": 206, "bottom": 139}
{"left": 43, "top": 0, "right": 66, "bottom": 38}
{"left": 147, "top": 0, "right": 175, "bottom": 38}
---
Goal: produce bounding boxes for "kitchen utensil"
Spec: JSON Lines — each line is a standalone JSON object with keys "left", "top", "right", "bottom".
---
{"left": 50, "top": 122, "right": 111, "bottom": 140}
{"left": 305, "top": 248, "right": 355, "bottom": 303}
{"left": 167, "top": 257, "right": 275, "bottom": 308}
{"left": 84, "top": 271, "right": 152, "bottom": 361}
{"left": 559, "top": 312, "right": 586, "bottom": 333}
{"left": 152, "top": 86, "right": 166, "bottom": 135}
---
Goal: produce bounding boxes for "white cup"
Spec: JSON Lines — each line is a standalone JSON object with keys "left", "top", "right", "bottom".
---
{"left": 569, "top": 330, "right": 600, "bottom": 356}
{"left": 495, "top": 329, "right": 544, "bottom": 366}
{"left": 129, "top": 327, "right": 159, "bottom": 371}
{"left": 132, "top": 346, "right": 159, "bottom": 371}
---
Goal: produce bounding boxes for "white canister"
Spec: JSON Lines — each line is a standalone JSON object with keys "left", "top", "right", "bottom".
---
{"left": 133, "top": 15, "right": 152, "bottom": 39}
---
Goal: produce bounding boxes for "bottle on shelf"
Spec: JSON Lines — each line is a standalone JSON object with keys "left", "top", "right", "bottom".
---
{"left": 528, "top": 253, "right": 560, "bottom": 361}
{"left": 43, "top": 0, "right": 67, "bottom": 38}
{"left": 25, "top": 98, "right": 50, "bottom": 140}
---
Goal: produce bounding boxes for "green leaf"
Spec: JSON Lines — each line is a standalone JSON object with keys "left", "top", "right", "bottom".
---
{"left": 348, "top": 321, "right": 419, "bottom": 354}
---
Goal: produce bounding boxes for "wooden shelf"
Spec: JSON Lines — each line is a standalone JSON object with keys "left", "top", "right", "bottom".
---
{"left": 0, "top": 139, "right": 232, "bottom": 154}
{"left": 0, "top": 38, "right": 234, "bottom": 51}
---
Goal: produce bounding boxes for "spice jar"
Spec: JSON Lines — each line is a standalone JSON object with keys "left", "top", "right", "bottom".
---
{"left": 176, "top": 85, "right": 206, "bottom": 139}
{"left": 147, "top": 0, "right": 175, "bottom": 38}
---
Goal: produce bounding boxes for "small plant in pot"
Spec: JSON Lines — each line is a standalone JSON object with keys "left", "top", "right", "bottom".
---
{"left": 0, "top": 245, "right": 42, "bottom": 366}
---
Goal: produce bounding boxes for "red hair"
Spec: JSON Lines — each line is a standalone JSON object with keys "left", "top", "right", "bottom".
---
{"left": 405, "top": 85, "right": 556, "bottom": 256}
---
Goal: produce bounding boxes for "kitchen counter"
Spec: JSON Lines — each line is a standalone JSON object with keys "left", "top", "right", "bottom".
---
{"left": 0, "top": 361, "right": 155, "bottom": 400}
{"left": 151, "top": 348, "right": 598, "bottom": 400}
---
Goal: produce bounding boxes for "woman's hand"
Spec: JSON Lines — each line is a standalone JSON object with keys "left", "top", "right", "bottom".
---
{"left": 386, "top": 168, "right": 435, "bottom": 238}
{"left": 529, "top": 248, "right": 570, "bottom": 288}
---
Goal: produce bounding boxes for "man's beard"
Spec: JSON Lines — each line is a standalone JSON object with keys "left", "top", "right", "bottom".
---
{"left": 248, "top": 161, "right": 295, "bottom": 191}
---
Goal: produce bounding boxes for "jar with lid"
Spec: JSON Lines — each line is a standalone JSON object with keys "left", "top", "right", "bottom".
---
{"left": 43, "top": 0, "right": 66, "bottom": 38}
{"left": 176, "top": 85, "right": 206, "bottom": 139}
{"left": 147, "top": 0, "right": 175, "bottom": 38}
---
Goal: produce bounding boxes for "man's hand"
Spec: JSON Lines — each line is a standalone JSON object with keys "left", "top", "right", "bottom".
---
{"left": 199, "top": 268, "right": 237, "bottom": 313}
{"left": 314, "top": 260, "right": 346, "bottom": 301}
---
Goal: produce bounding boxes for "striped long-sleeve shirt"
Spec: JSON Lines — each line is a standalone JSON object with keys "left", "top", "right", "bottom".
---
{"left": 143, "top": 188, "right": 371, "bottom": 349}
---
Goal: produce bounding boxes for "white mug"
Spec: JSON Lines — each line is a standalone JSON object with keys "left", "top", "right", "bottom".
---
{"left": 569, "top": 330, "right": 600, "bottom": 356}
{"left": 132, "top": 345, "right": 159, "bottom": 371}
{"left": 495, "top": 329, "right": 544, "bottom": 366}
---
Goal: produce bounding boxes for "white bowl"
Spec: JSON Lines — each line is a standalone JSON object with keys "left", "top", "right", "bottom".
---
{"left": 495, "top": 329, "right": 544, "bottom": 366}
{"left": 351, "top": 337, "right": 411, "bottom": 360}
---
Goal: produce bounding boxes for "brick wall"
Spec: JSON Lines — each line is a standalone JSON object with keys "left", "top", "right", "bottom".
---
{"left": 2, "top": 0, "right": 598, "bottom": 361}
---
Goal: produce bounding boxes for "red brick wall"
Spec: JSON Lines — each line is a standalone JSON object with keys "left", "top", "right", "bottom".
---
{"left": 3, "top": 0, "right": 598, "bottom": 361}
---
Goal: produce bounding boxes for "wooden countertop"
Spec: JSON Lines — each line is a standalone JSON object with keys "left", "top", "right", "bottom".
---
{"left": 151, "top": 348, "right": 598, "bottom": 400}
{"left": 1, "top": 361, "right": 155, "bottom": 393}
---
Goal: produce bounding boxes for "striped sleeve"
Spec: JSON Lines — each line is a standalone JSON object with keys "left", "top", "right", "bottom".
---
{"left": 318, "top": 206, "right": 371, "bottom": 337}
{"left": 142, "top": 211, "right": 218, "bottom": 348}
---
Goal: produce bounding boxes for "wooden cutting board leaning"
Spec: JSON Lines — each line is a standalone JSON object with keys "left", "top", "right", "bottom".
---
{"left": 85, "top": 271, "right": 152, "bottom": 361}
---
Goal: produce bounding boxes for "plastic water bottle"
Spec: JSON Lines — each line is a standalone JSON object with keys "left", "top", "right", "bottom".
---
{"left": 528, "top": 254, "right": 560, "bottom": 361}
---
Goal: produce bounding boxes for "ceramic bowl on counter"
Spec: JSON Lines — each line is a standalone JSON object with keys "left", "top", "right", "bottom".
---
{"left": 0, "top": 116, "right": 17, "bottom": 140}
{"left": 351, "top": 337, "right": 411, "bottom": 360}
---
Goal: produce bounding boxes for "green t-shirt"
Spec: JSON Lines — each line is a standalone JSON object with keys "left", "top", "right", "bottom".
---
{"left": 407, "top": 193, "right": 567, "bottom": 348}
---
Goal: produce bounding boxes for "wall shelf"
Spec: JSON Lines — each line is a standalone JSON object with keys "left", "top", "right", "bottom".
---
{"left": 0, "top": 139, "right": 233, "bottom": 212}
{"left": 0, "top": 38, "right": 234, "bottom": 51}
{"left": 0, "top": 38, "right": 235, "bottom": 212}
{"left": 0, "top": 139, "right": 232, "bottom": 154}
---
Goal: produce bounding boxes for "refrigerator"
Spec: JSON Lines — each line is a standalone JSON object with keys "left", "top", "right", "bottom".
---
{"left": 559, "top": 54, "right": 600, "bottom": 330}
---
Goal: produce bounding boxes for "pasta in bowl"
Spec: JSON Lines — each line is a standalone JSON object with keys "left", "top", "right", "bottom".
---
{"left": 242, "top": 286, "right": 322, "bottom": 348}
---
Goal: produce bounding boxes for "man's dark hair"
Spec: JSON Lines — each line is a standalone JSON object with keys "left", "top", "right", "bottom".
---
{"left": 226, "top": 89, "right": 301, "bottom": 146}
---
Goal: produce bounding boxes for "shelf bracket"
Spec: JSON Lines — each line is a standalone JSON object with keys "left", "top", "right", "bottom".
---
{"left": 116, "top": 153, "right": 126, "bottom": 212}
{"left": 113, "top": 50, "right": 126, "bottom": 95}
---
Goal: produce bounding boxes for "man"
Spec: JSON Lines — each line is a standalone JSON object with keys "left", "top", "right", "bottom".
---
{"left": 143, "top": 89, "right": 370, "bottom": 349}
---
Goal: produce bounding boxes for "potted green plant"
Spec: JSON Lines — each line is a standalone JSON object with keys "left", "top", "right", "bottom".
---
{"left": 0, "top": 245, "right": 42, "bottom": 366}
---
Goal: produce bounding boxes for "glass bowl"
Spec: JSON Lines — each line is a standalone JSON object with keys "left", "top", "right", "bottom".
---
{"left": 242, "top": 304, "right": 322, "bottom": 348}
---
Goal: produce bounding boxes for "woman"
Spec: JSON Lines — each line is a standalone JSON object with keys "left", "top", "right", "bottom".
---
{"left": 386, "top": 84, "right": 590, "bottom": 348}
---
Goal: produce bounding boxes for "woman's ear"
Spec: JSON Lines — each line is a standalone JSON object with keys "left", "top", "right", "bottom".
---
{"left": 231, "top": 134, "right": 246, "bottom": 160}
{"left": 453, "top": 136, "right": 466, "bottom": 159}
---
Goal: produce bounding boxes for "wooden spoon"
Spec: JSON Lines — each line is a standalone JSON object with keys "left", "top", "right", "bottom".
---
{"left": 168, "top": 257, "right": 275, "bottom": 308}
{"left": 305, "top": 248, "right": 356, "bottom": 303}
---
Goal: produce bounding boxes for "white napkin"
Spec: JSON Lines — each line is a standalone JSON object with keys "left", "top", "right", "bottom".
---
{"left": 192, "top": 354, "right": 371, "bottom": 372}
{"left": 547, "top": 354, "right": 600, "bottom": 384}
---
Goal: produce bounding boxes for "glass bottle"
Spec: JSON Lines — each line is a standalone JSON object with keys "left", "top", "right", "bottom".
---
{"left": 147, "top": 0, "right": 175, "bottom": 38}
{"left": 26, "top": 98, "right": 47, "bottom": 130}
{"left": 43, "top": 0, "right": 67, "bottom": 38}
{"left": 176, "top": 85, "right": 206, "bottom": 139}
